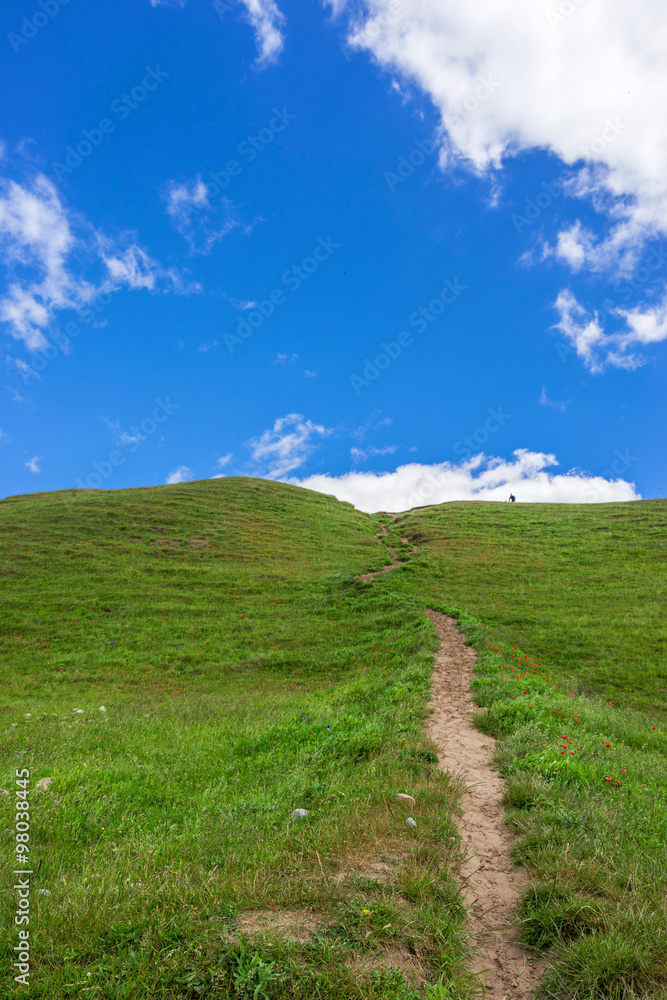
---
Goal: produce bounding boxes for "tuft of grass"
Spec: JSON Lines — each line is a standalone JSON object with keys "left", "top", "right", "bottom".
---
{"left": 519, "top": 883, "right": 604, "bottom": 950}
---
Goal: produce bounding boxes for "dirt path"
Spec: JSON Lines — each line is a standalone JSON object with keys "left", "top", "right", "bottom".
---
{"left": 425, "top": 611, "right": 543, "bottom": 999}
{"left": 357, "top": 524, "right": 419, "bottom": 584}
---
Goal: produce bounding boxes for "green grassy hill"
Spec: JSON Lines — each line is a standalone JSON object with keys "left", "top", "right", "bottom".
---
{"left": 1, "top": 482, "right": 665, "bottom": 999}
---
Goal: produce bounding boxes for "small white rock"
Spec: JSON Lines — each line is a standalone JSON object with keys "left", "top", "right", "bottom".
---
{"left": 395, "top": 793, "right": 416, "bottom": 807}
{"left": 290, "top": 808, "right": 308, "bottom": 820}
{"left": 35, "top": 777, "right": 52, "bottom": 790}
{"left": 406, "top": 817, "right": 417, "bottom": 828}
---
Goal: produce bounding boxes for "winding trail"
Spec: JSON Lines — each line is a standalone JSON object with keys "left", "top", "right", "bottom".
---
{"left": 360, "top": 526, "right": 543, "bottom": 997}
{"left": 357, "top": 523, "right": 419, "bottom": 584}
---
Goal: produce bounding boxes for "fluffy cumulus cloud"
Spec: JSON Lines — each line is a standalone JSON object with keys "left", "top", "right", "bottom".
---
{"left": 246, "top": 413, "right": 332, "bottom": 478}
{"left": 293, "top": 449, "right": 640, "bottom": 513}
{"left": 0, "top": 171, "right": 198, "bottom": 352}
{"left": 331, "top": 0, "right": 667, "bottom": 368}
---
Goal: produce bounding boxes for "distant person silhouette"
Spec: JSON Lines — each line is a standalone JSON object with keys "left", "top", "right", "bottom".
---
{"left": 508, "top": 493, "right": 516, "bottom": 502}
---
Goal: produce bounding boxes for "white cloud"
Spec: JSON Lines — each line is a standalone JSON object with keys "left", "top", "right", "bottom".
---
{"left": 332, "top": 0, "right": 667, "bottom": 365}
{"left": 236, "top": 0, "right": 285, "bottom": 67}
{"left": 225, "top": 295, "right": 257, "bottom": 310}
{"left": 166, "top": 466, "right": 194, "bottom": 484}
{"left": 336, "top": 0, "right": 667, "bottom": 232}
{"left": 352, "top": 412, "right": 393, "bottom": 441}
{"left": 274, "top": 352, "right": 298, "bottom": 363}
{"left": 0, "top": 428, "right": 6, "bottom": 440}
{"left": 246, "top": 413, "right": 332, "bottom": 478}
{"left": 539, "top": 386, "right": 569, "bottom": 412}
{"left": 351, "top": 444, "right": 399, "bottom": 463}
{"left": 0, "top": 174, "right": 90, "bottom": 351}
{"left": 303, "top": 369, "right": 318, "bottom": 377}
{"left": 101, "top": 417, "right": 145, "bottom": 448}
{"left": 614, "top": 296, "right": 667, "bottom": 345}
{"left": 293, "top": 449, "right": 640, "bottom": 513}
{"left": 216, "top": 452, "right": 233, "bottom": 467}
{"left": 156, "top": 0, "right": 285, "bottom": 68}
{"left": 25, "top": 455, "right": 41, "bottom": 473}
{"left": 9, "top": 357, "right": 40, "bottom": 382}
{"left": 553, "top": 289, "right": 650, "bottom": 372}
{"left": 0, "top": 172, "right": 198, "bottom": 352}
{"left": 162, "top": 177, "right": 248, "bottom": 253}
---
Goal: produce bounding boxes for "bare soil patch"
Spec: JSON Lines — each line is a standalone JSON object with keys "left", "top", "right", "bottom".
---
{"left": 227, "top": 908, "right": 322, "bottom": 944}
{"left": 347, "top": 942, "right": 429, "bottom": 983}
{"left": 425, "top": 610, "right": 544, "bottom": 999}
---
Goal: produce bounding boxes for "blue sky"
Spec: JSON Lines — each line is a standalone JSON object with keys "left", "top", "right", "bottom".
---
{"left": 1, "top": 0, "right": 665, "bottom": 510}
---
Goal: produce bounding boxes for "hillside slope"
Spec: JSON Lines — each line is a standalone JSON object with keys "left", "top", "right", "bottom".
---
{"left": 1, "top": 483, "right": 666, "bottom": 1000}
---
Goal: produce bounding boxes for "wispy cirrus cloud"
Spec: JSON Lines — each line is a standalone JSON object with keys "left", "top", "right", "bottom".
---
{"left": 0, "top": 170, "right": 199, "bottom": 353}
{"left": 539, "top": 386, "right": 570, "bottom": 412}
{"left": 236, "top": 0, "right": 285, "bottom": 67}
{"left": 152, "top": 0, "right": 285, "bottom": 68}
{"left": 162, "top": 176, "right": 250, "bottom": 253}
{"left": 551, "top": 289, "right": 660, "bottom": 372}
{"left": 246, "top": 412, "right": 332, "bottom": 478}
{"left": 350, "top": 444, "right": 399, "bottom": 464}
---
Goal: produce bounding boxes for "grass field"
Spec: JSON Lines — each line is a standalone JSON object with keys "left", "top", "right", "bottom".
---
{"left": 1, "top": 481, "right": 666, "bottom": 999}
